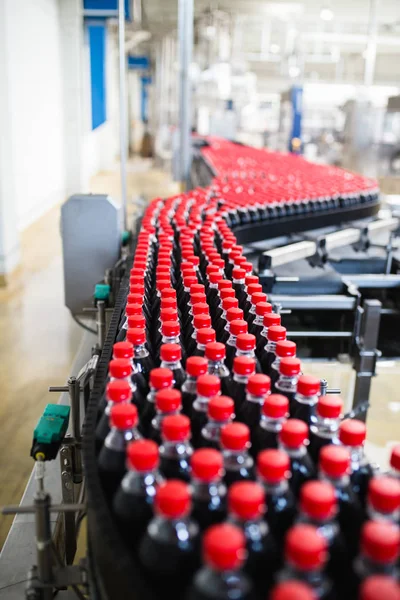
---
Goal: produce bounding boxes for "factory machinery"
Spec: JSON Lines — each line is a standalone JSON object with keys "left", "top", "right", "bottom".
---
{"left": 2, "top": 139, "right": 400, "bottom": 600}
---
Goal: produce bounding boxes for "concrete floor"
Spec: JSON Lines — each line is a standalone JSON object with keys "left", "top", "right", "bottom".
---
{"left": 0, "top": 158, "right": 399, "bottom": 550}
{"left": 0, "top": 158, "right": 179, "bottom": 549}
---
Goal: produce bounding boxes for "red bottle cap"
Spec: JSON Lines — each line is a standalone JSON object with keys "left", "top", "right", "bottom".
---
{"left": 232, "top": 267, "right": 246, "bottom": 280}
{"left": 196, "top": 327, "right": 216, "bottom": 346}
{"left": 230, "top": 320, "right": 248, "bottom": 337}
{"left": 300, "top": 481, "right": 337, "bottom": 520}
{"left": 228, "top": 481, "right": 265, "bottom": 520}
{"left": 317, "top": 396, "right": 343, "bottom": 419}
{"left": 150, "top": 368, "right": 173, "bottom": 390}
{"left": 155, "top": 480, "right": 191, "bottom": 518}
{"left": 339, "top": 419, "right": 366, "bottom": 447}
{"left": 221, "top": 422, "right": 250, "bottom": 451}
{"left": 222, "top": 297, "right": 239, "bottom": 312}
{"left": 197, "top": 374, "right": 221, "bottom": 397}
{"left": 257, "top": 449, "right": 290, "bottom": 483}
{"left": 162, "top": 414, "right": 191, "bottom": 442}
{"left": 160, "top": 297, "right": 177, "bottom": 312}
{"left": 251, "top": 292, "right": 268, "bottom": 306}
{"left": 245, "top": 274, "right": 259, "bottom": 287}
{"left": 106, "top": 379, "right": 132, "bottom": 403}
{"left": 206, "top": 264, "right": 221, "bottom": 276}
{"left": 190, "top": 283, "right": 205, "bottom": 295}
{"left": 113, "top": 341, "right": 133, "bottom": 359}
{"left": 232, "top": 356, "right": 256, "bottom": 377}
{"left": 220, "top": 288, "right": 235, "bottom": 301}
{"left": 297, "top": 375, "right": 320, "bottom": 396}
{"left": 236, "top": 333, "right": 256, "bottom": 351}
{"left": 127, "top": 439, "right": 159, "bottom": 471}
{"left": 276, "top": 340, "right": 297, "bottom": 358}
{"left": 361, "top": 520, "right": 400, "bottom": 563}
{"left": 209, "top": 271, "right": 224, "bottom": 284}
{"left": 247, "top": 283, "right": 263, "bottom": 297}
{"left": 156, "top": 388, "right": 182, "bottom": 412}
{"left": 183, "top": 275, "right": 198, "bottom": 289}
{"left": 262, "top": 394, "right": 289, "bottom": 419}
{"left": 208, "top": 395, "right": 234, "bottom": 421}
{"left": 160, "top": 343, "right": 182, "bottom": 362}
{"left": 126, "top": 293, "right": 143, "bottom": 305}
{"left": 127, "top": 315, "right": 146, "bottom": 329}
{"left": 125, "top": 303, "right": 143, "bottom": 317}
{"left": 226, "top": 307, "right": 244, "bottom": 322}
{"left": 319, "top": 445, "right": 350, "bottom": 478}
{"left": 160, "top": 287, "right": 176, "bottom": 300}
{"left": 186, "top": 356, "right": 208, "bottom": 377}
{"left": 205, "top": 342, "right": 226, "bottom": 361}
{"left": 110, "top": 403, "right": 138, "bottom": 429}
{"left": 126, "top": 327, "right": 146, "bottom": 346}
{"left": 368, "top": 477, "right": 400, "bottom": 513}
{"left": 263, "top": 313, "right": 281, "bottom": 328}
{"left": 194, "top": 314, "right": 212, "bottom": 329}
{"left": 190, "top": 293, "right": 207, "bottom": 306}
{"left": 285, "top": 524, "right": 327, "bottom": 571}
{"left": 161, "top": 320, "right": 180, "bottom": 337}
{"left": 247, "top": 373, "right": 271, "bottom": 396}
{"left": 109, "top": 359, "right": 132, "bottom": 379}
{"left": 359, "top": 576, "right": 400, "bottom": 600}
{"left": 160, "top": 307, "right": 178, "bottom": 322}
{"left": 279, "top": 357, "right": 301, "bottom": 376}
{"left": 255, "top": 301, "right": 273, "bottom": 317}
{"left": 280, "top": 419, "right": 308, "bottom": 448}
{"left": 192, "top": 302, "right": 209, "bottom": 316}
{"left": 270, "top": 581, "right": 316, "bottom": 600}
{"left": 191, "top": 448, "right": 223, "bottom": 482}
{"left": 217, "top": 279, "right": 232, "bottom": 292}
{"left": 390, "top": 445, "right": 400, "bottom": 472}
{"left": 203, "top": 524, "right": 246, "bottom": 571}
{"left": 268, "top": 325, "right": 287, "bottom": 343}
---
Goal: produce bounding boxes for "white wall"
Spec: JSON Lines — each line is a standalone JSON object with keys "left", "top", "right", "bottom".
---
{"left": 6, "top": 0, "right": 65, "bottom": 230}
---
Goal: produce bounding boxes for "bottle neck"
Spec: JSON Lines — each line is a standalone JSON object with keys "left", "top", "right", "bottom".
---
{"left": 105, "top": 397, "right": 130, "bottom": 415}
{"left": 161, "top": 335, "right": 181, "bottom": 346}
{"left": 160, "top": 359, "right": 182, "bottom": 371}
{"left": 183, "top": 374, "right": 198, "bottom": 393}
{"left": 105, "top": 426, "right": 140, "bottom": 451}
{"left": 160, "top": 439, "right": 193, "bottom": 458}
{"left": 319, "top": 472, "right": 351, "bottom": 488}
{"left": 192, "top": 478, "right": 225, "bottom": 498}
{"left": 259, "top": 478, "right": 289, "bottom": 495}
{"left": 236, "top": 349, "right": 256, "bottom": 359}
{"left": 260, "top": 414, "right": 285, "bottom": 431}
{"left": 193, "top": 394, "right": 210, "bottom": 413}
{"left": 345, "top": 444, "right": 368, "bottom": 469}
{"left": 311, "top": 416, "right": 341, "bottom": 437}
{"left": 203, "top": 417, "right": 233, "bottom": 441}
{"left": 294, "top": 392, "right": 318, "bottom": 406}
{"left": 227, "top": 334, "right": 237, "bottom": 347}
{"left": 133, "top": 343, "right": 149, "bottom": 358}
{"left": 280, "top": 442, "right": 307, "bottom": 458}
{"left": 276, "top": 374, "right": 299, "bottom": 393}
{"left": 367, "top": 504, "right": 400, "bottom": 523}
{"left": 233, "top": 373, "right": 251, "bottom": 385}
{"left": 265, "top": 340, "right": 277, "bottom": 353}
{"left": 253, "top": 314, "right": 264, "bottom": 326}
{"left": 245, "top": 392, "right": 265, "bottom": 405}
{"left": 122, "top": 468, "right": 160, "bottom": 493}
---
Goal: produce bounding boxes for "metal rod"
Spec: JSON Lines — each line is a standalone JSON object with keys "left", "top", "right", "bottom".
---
{"left": 35, "top": 494, "right": 54, "bottom": 600}
{"left": 178, "top": 0, "right": 194, "bottom": 190}
{"left": 118, "top": 0, "right": 128, "bottom": 229}
{"left": 68, "top": 377, "right": 80, "bottom": 443}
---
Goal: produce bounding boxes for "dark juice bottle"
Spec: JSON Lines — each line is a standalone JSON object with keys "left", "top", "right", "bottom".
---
{"left": 221, "top": 306, "right": 244, "bottom": 347}
{"left": 191, "top": 448, "right": 227, "bottom": 530}
{"left": 159, "top": 343, "right": 186, "bottom": 389}
{"left": 225, "top": 319, "right": 248, "bottom": 372}
{"left": 159, "top": 414, "right": 193, "bottom": 482}
{"left": 220, "top": 422, "right": 254, "bottom": 486}
{"left": 255, "top": 312, "right": 281, "bottom": 363}
{"left": 309, "top": 395, "right": 343, "bottom": 464}
{"left": 181, "top": 356, "right": 208, "bottom": 417}
{"left": 215, "top": 296, "right": 239, "bottom": 342}
{"left": 225, "top": 356, "right": 256, "bottom": 417}
{"left": 237, "top": 373, "right": 270, "bottom": 430}
{"left": 148, "top": 388, "right": 182, "bottom": 445}
{"left": 113, "top": 439, "right": 164, "bottom": 545}
{"left": 205, "top": 342, "right": 231, "bottom": 396}
{"left": 140, "top": 368, "right": 173, "bottom": 436}
{"left": 200, "top": 395, "right": 234, "bottom": 450}
{"left": 138, "top": 480, "right": 200, "bottom": 595}
{"left": 275, "top": 356, "right": 302, "bottom": 408}
{"left": 270, "top": 340, "right": 297, "bottom": 392}
{"left": 250, "top": 300, "right": 272, "bottom": 345}
{"left": 339, "top": 419, "right": 374, "bottom": 508}
{"left": 251, "top": 394, "right": 289, "bottom": 458}
{"left": 279, "top": 419, "right": 316, "bottom": 498}
{"left": 290, "top": 374, "right": 320, "bottom": 425}
{"left": 235, "top": 333, "right": 262, "bottom": 373}
{"left": 96, "top": 377, "right": 133, "bottom": 453}
{"left": 366, "top": 475, "right": 400, "bottom": 525}
{"left": 191, "top": 374, "right": 221, "bottom": 448}
{"left": 126, "top": 328, "right": 154, "bottom": 399}
{"left": 260, "top": 324, "right": 287, "bottom": 375}
{"left": 191, "top": 327, "right": 216, "bottom": 358}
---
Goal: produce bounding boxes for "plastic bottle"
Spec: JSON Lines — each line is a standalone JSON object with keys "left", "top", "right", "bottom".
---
{"left": 112, "top": 339, "right": 148, "bottom": 405}
{"left": 113, "top": 439, "right": 164, "bottom": 543}
{"left": 228, "top": 481, "right": 279, "bottom": 594}
{"left": 256, "top": 312, "right": 281, "bottom": 360}
{"left": 309, "top": 396, "right": 343, "bottom": 464}
{"left": 339, "top": 419, "right": 374, "bottom": 508}
{"left": 149, "top": 388, "right": 182, "bottom": 444}
{"left": 191, "top": 448, "right": 227, "bottom": 530}
{"left": 235, "top": 333, "right": 262, "bottom": 373}
{"left": 189, "top": 314, "right": 213, "bottom": 357}
{"left": 237, "top": 373, "right": 271, "bottom": 430}
{"left": 319, "top": 445, "right": 363, "bottom": 557}
{"left": 270, "top": 340, "right": 297, "bottom": 391}
{"left": 251, "top": 301, "right": 273, "bottom": 346}
{"left": 297, "top": 480, "right": 351, "bottom": 595}
{"left": 140, "top": 368, "right": 173, "bottom": 436}
{"left": 251, "top": 394, "right": 289, "bottom": 457}
{"left": 247, "top": 291, "right": 268, "bottom": 331}
{"left": 158, "top": 320, "right": 187, "bottom": 364}
{"left": 205, "top": 342, "right": 231, "bottom": 394}
{"left": 213, "top": 284, "right": 235, "bottom": 322}
{"left": 187, "top": 524, "right": 253, "bottom": 600}
{"left": 389, "top": 444, "right": 400, "bottom": 480}
{"left": 225, "top": 356, "right": 257, "bottom": 416}
{"left": 367, "top": 476, "right": 400, "bottom": 524}
{"left": 216, "top": 297, "right": 239, "bottom": 342}
{"left": 159, "top": 414, "right": 193, "bottom": 482}
{"left": 359, "top": 575, "right": 400, "bottom": 600}
{"left": 181, "top": 356, "right": 208, "bottom": 417}
{"left": 220, "top": 423, "right": 254, "bottom": 486}
{"left": 96, "top": 379, "right": 132, "bottom": 452}
{"left": 138, "top": 480, "right": 200, "bottom": 593}
{"left": 160, "top": 343, "right": 186, "bottom": 389}
{"left": 257, "top": 449, "right": 297, "bottom": 542}
{"left": 126, "top": 326, "right": 154, "bottom": 391}
{"left": 275, "top": 357, "right": 302, "bottom": 407}
{"left": 259, "top": 324, "right": 286, "bottom": 376}
{"left": 226, "top": 319, "right": 249, "bottom": 370}
{"left": 352, "top": 521, "right": 400, "bottom": 597}
{"left": 277, "top": 524, "right": 332, "bottom": 600}
{"left": 232, "top": 266, "right": 248, "bottom": 309}
{"left": 201, "top": 395, "right": 235, "bottom": 450}
{"left": 191, "top": 374, "right": 221, "bottom": 448}
{"left": 192, "top": 327, "right": 216, "bottom": 358}
{"left": 98, "top": 404, "right": 142, "bottom": 502}
{"left": 221, "top": 306, "right": 244, "bottom": 346}
{"left": 290, "top": 375, "right": 321, "bottom": 425}
{"left": 279, "top": 419, "right": 316, "bottom": 497}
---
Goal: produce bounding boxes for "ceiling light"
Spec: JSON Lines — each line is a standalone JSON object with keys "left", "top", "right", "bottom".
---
{"left": 269, "top": 44, "right": 280, "bottom": 54}
{"left": 320, "top": 7, "right": 334, "bottom": 21}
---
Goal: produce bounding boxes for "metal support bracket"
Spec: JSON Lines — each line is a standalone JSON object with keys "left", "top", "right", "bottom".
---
{"left": 83, "top": 300, "right": 114, "bottom": 347}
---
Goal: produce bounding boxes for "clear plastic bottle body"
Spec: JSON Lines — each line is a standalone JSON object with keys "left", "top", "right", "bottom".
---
{"left": 223, "top": 449, "right": 254, "bottom": 487}
{"left": 191, "top": 479, "right": 227, "bottom": 530}
{"left": 159, "top": 440, "right": 193, "bottom": 482}
{"left": 309, "top": 416, "right": 341, "bottom": 464}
